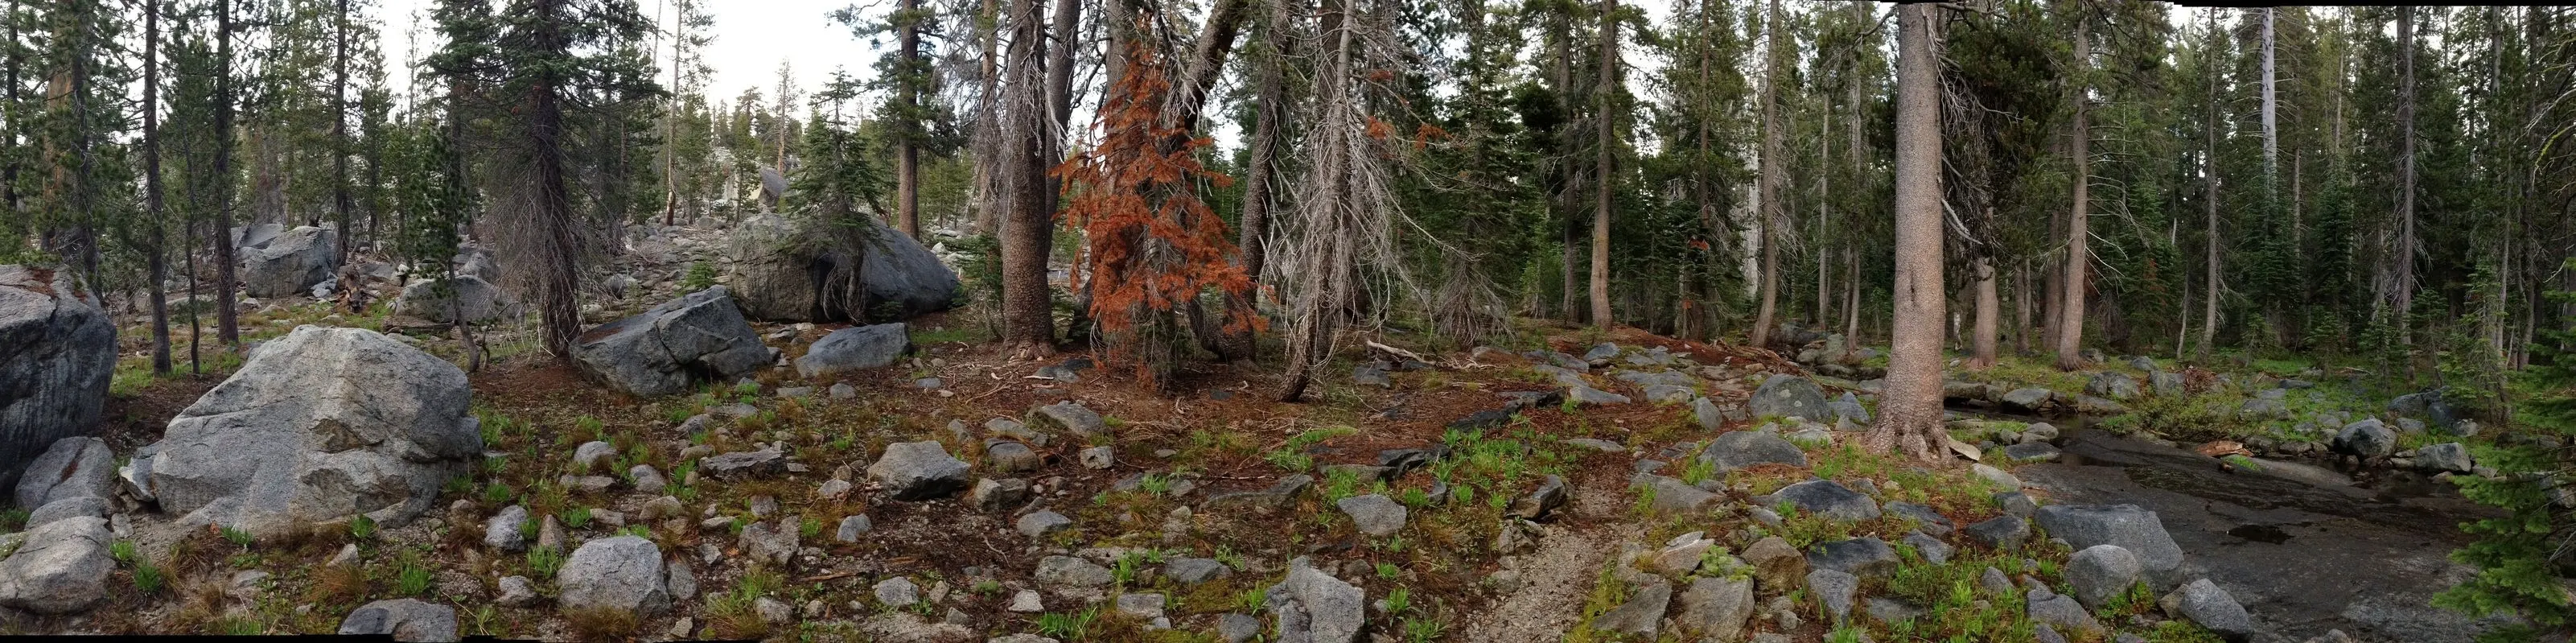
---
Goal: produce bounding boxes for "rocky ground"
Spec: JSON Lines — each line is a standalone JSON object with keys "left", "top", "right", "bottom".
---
{"left": 0, "top": 218, "right": 2423, "bottom": 642}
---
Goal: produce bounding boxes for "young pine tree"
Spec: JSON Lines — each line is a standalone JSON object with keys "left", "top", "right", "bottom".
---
{"left": 2436, "top": 258, "right": 2576, "bottom": 640}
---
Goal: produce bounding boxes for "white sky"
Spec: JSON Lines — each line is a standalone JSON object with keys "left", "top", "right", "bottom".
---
{"left": 382, "top": 0, "right": 891, "bottom": 108}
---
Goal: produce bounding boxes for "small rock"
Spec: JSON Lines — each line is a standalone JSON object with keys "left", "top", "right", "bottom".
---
{"left": 868, "top": 441, "right": 972, "bottom": 501}
{"left": 336, "top": 598, "right": 459, "bottom": 641}
{"left": 1805, "top": 568, "right": 1859, "bottom": 624}
{"left": 1335, "top": 494, "right": 1408, "bottom": 536}
{"left": 1018, "top": 511, "right": 1073, "bottom": 538}
{"left": 835, "top": 515, "right": 873, "bottom": 542}
{"left": 874, "top": 577, "right": 920, "bottom": 608}
{"left": 1589, "top": 579, "right": 1671, "bottom": 637}
{"left": 483, "top": 505, "right": 529, "bottom": 552}
{"left": 572, "top": 441, "right": 618, "bottom": 472}
{"left": 1805, "top": 538, "right": 1900, "bottom": 579}
{"left": 2064, "top": 545, "right": 2142, "bottom": 609}
{"left": 1079, "top": 446, "right": 1115, "bottom": 470}
{"left": 1008, "top": 589, "right": 1044, "bottom": 612}
{"left": 1964, "top": 515, "right": 2031, "bottom": 550}
{"left": 2161, "top": 579, "right": 2253, "bottom": 641}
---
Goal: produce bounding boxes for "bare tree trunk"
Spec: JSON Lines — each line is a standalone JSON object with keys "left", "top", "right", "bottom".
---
{"left": 1551, "top": 10, "right": 1577, "bottom": 323}
{"left": 2053, "top": 21, "right": 2091, "bottom": 371}
{"left": 1223, "top": 0, "right": 1292, "bottom": 357}
{"left": 663, "top": 0, "right": 688, "bottom": 226}
{"left": 1867, "top": 2, "right": 1948, "bottom": 463}
{"left": 998, "top": 0, "right": 1059, "bottom": 352}
{"left": 1969, "top": 255, "right": 1998, "bottom": 369}
{"left": 1588, "top": 0, "right": 1618, "bottom": 329}
{"left": 213, "top": 0, "right": 241, "bottom": 346}
{"left": 331, "top": 0, "right": 352, "bottom": 263}
{"left": 1843, "top": 247, "right": 1858, "bottom": 349}
{"left": 1817, "top": 109, "right": 1831, "bottom": 328}
{"left": 2393, "top": 6, "right": 2418, "bottom": 348}
{"left": 2201, "top": 11, "right": 2221, "bottom": 357}
{"left": 144, "top": 0, "right": 171, "bottom": 373}
{"left": 2261, "top": 7, "right": 2278, "bottom": 179}
{"left": 523, "top": 0, "right": 585, "bottom": 358}
{"left": 896, "top": 0, "right": 923, "bottom": 237}
{"left": 1748, "top": 0, "right": 1783, "bottom": 348}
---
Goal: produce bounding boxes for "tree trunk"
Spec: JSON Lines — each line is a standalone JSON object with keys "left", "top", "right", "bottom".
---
{"left": 998, "top": 0, "right": 1059, "bottom": 352}
{"left": 1969, "top": 254, "right": 1998, "bottom": 369}
{"left": 2200, "top": 11, "right": 2221, "bottom": 357}
{"left": 1817, "top": 109, "right": 1831, "bottom": 328}
{"left": 2054, "top": 21, "right": 2090, "bottom": 371}
{"left": 1551, "top": 10, "right": 1577, "bottom": 323}
{"left": 213, "top": 0, "right": 241, "bottom": 346}
{"left": 1222, "top": 0, "right": 1291, "bottom": 358}
{"left": 331, "top": 0, "right": 352, "bottom": 263}
{"left": 2393, "top": 6, "right": 2418, "bottom": 340}
{"left": 1748, "top": 0, "right": 1783, "bottom": 348}
{"left": 144, "top": 0, "right": 171, "bottom": 374}
{"left": 897, "top": 0, "right": 923, "bottom": 237}
{"left": 663, "top": 0, "right": 688, "bottom": 226}
{"left": 1588, "top": 0, "right": 1618, "bottom": 329}
{"left": 524, "top": 0, "right": 583, "bottom": 358}
{"left": 1867, "top": 1, "right": 1948, "bottom": 463}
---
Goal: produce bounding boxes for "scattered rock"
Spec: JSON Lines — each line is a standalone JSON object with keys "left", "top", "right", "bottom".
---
{"left": 1566, "top": 384, "right": 1630, "bottom": 406}
{"left": 1017, "top": 511, "right": 1072, "bottom": 538}
{"left": 1767, "top": 480, "right": 1880, "bottom": 521}
{"left": 1335, "top": 494, "right": 1407, "bottom": 536}
{"left": 874, "top": 577, "right": 921, "bottom": 608}
{"left": 2065, "top": 545, "right": 2142, "bottom": 609}
{"left": 1265, "top": 558, "right": 1364, "bottom": 643}
{"left": 496, "top": 575, "right": 540, "bottom": 608}
{"left": 1805, "top": 568, "right": 1859, "bottom": 624}
{"left": 1743, "top": 536, "right": 1806, "bottom": 594}
{"left": 392, "top": 276, "right": 513, "bottom": 324}
{"left": 1027, "top": 402, "right": 1107, "bottom": 438}
{"left": 1078, "top": 446, "right": 1115, "bottom": 470}
{"left": 1035, "top": 555, "right": 1114, "bottom": 587}
{"left": 1632, "top": 474, "right": 1719, "bottom": 514}
{"left": 241, "top": 226, "right": 339, "bottom": 298}
{"left": 985, "top": 442, "right": 1041, "bottom": 474}
{"left": 836, "top": 515, "right": 874, "bottom": 542}
{"left": 738, "top": 519, "right": 799, "bottom": 565}
{"left": 1748, "top": 375, "right": 1832, "bottom": 421}
{"left": 1805, "top": 538, "right": 1900, "bottom": 579}
{"left": 2000, "top": 388, "right": 2057, "bottom": 413}
{"left": 1673, "top": 575, "right": 1755, "bottom": 641}
{"left": 1589, "top": 579, "right": 1671, "bottom": 637}
{"left": 2033, "top": 505, "right": 2183, "bottom": 579}
{"left": 1166, "top": 558, "right": 1231, "bottom": 585}
{"left": 484, "top": 505, "right": 529, "bottom": 552}
{"left": 2026, "top": 588, "right": 2105, "bottom": 636}
{"left": 1964, "top": 515, "right": 2030, "bottom": 550}
{"left": 1883, "top": 501, "right": 1953, "bottom": 535}
{"left": 2085, "top": 372, "right": 2142, "bottom": 401}
{"left": 2416, "top": 443, "right": 2475, "bottom": 473}
{"left": 572, "top": 441, "right": 617, "bottom": 472}
{"left": 1699, "top": 431, "right": 1808, "bottom": 473}
{"left": 2160, "top": 579, "right": 2253, "bottom": 641}
{"left": 968, "top": 478, "right": 1031, "bottom": 512}
{"left": 336, "top": 598, "right": 459, "bottom": 641}
{"left": 1506, "top": 475, "right": 1566, "bottom": 521}
{"left": 795, "top": 324, "right": 912, "bottom": 377}
{"left": 2331, "top": 418, "right": 2397, "bottom": 458}
{"left": 2002, "top": 442, "right": 2062, "bottom": 463}
{"left": 868, "top": 441, "right": 971, "bottom": 501}
{"left": 701, "top": 449, "right": 788, "bottom": 480}
{"left": 556, "top": 536, "right": 673, "bottom": 619}
{"left": 14, "top": 437, "right": 113, "bottom": 510}
{"left": 1903, "top": 531, "right": 1953, "bottom": 565}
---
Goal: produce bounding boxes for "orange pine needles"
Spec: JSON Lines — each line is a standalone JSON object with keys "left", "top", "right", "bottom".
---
{"left": 1052, "top": 42, "right": 1262, "bottom": 390}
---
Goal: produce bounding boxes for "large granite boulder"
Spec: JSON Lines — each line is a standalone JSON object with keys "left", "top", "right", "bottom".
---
{"left": 726, "top": 213, "right": 961, "bottom": 323}
{"left": 572, "top": 286, "right": 772, "bottom": 397}
{"left": 795, "top": 324, "right": 911, "bottom": 377}
{"left": 1264, "top": 557, "right": 1364, "bottom": 643}
{"left": 0, "top": 266, "right": 114, "bottom": 501}
{"left": 241, "top": 225, "right": 339, "bottom": 298}
{"left": 136, "top": 326, "right": 481, "bottom": 539}
{"left": 392, "top": 275, "right": 514, "bottom": 324}
{"left": 2332, "top": 418, "right": 2398, "bottom": 458}
{"left": 558, "top": 536, "right": 673, "bottom": 619}
{"left": 1747, "top": 374, "right": 1831, "bottom": 421}
{"left": 14, "top": 437, "right": 112, "bottom": 509}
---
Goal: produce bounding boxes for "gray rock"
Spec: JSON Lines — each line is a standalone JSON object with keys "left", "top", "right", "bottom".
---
{"left": 1964, "top": 515, "right": 2030, "bottom": 550}
{"left": 1866, "top": 597, "right": 1924, "bottom": 624}
{"left": 1743, "top": 536, "right": 1805, "bottom": 592}
{"left": 1643, "top": 385, "right": 1696, "bottom": 404}
{"left": 2161, "top": 579, "right": 2253, "bottom": 641}
{"left": 1219, "top": 612, "right": 1262, "bottom": 643}
{"left": 1903, "top": 531, "right": 1953, "bottom": 565}
{"left": 1973, "top": 464, "right": 2023, "bottom": 490}
{"left": 1828, "top": 393, "right": 1871, "bottom": 424}
{"left": 2021, "top": 422, "right": 2061, "bottom": 443}
{"left": 1633, "top": 474, "right": 1719, "bottom": 514}
{"left": 1693, "top": 397, "right": 1728, "bottom": 431}
{"left": 1767, "top": 480, "right": 1880, "bottom": 521}
{"left": 337, "top": 598, "right": 459, "bottom": 641}
{"left": 2034, "top": 505, "right": 2183, "bottom": 578}
{"left": 2026, "top": 590, "right": 2105, "bottom": 636}
{"left": 1805, "top": 538, "right": 1900, "bottom": 579}
{"left": 738, "top": 519, "right": 798, "bottom": 565}
{"left": 1265, "top": 558, "right": 1364, "bottom": 643}
{"left": 1507, "top": 475, "right": 1568, "bottom": 521}
{"left": 14, "top": 437, "right": 112, "bottom": 509}
{"left": 1027, "top": 402, "right": 1107, "bottom": 437}
{"left": 1566, "top": 384, "right": 1631, "bottom": 406}
{"left": 2416, "top": 443, "right": 2474, "bottom": 472}
{"left": 2003, "top": 442, "right": 2062, "bottom": 463}
{"left": 1078, "top": 446, "right": 1114, "bottom": 470}
{"left": 1673, "top": 575, "right": 1755, "bottom": 641}
{"left": 701, "top": 449, "right": 786, "bottom": 480}
{"left": 835, "top": 515, "right": 874, "bottom": 542}
{"left": 571, "top": 287, "right": 771, "bottom": 397}
{"left": 1748, "top": 374, "right": 1831, "bottom": 421}
{"left": 664, "top": 559, "right": 695, "bottom": 600}
{"left": 1980, "top": 567, "right": 2015, "bottom": 596}
{"left": 142, "top": 327, "right": 479, "bottom": 540}
{"left": 2241, "top": 398, "right": 2291, "bottom": 420}
{"left": 2085, "top": 372, "right": 2142, "bottom": 401}
{"left": 1017, "top": 511, "right": 1072, "bottom": 538}
{"left": 25, "top": 496, "right": 107, "bottom": 529}
{"left": 241, "top": 225, "right": 338, "bottom": 298}
{"left": 0, "top": 515, "right": 111, "bottom": 613}
{"left": 1564, "top": 438, "right": 1626, "bottom": 452}
{"left": 1806, "top": 567, "right": 1859, "bottom": 624}
{"left": 558, "top": 536, "right": 670, "bottom": 618}
{"left": 1698, "top": 431, "right": 1808, "bottom": 473}
{"left": 2332, "top": 418, "right": 2397, "bottom": 458}
{"left": 392, "top": 276, "right": 512, "bottom": 324}
{"left": 969, "top": 478, "right": 1031, "bottom": 512}
{"left": 1167, "top": 558, "right": 1231, "bottom": 585}
{"left": 2065, "top": 545, "right": 2142, "bottom": 609}
{"left": 1203, "top": 474, "right": 1312, "bottom": 509}
{"left": 484, "top": 505, "right": 529, "bottom": 551}
{"left": 795, "top": 324, "right": 912, "bottom": 377}
{"left": 1035, "top": 555, "right": 1113, "bottom": 587}
{"left": 1994, "top": 491, "right": 2039, "bottom": 517}
{"left": 874, "top": 577, "right": 921, "bottom": 607}
{"left": 1335, "top": 494, "right": 1407, "bottom": 536}
{"left": 755, "top": 596, "right": 791, "bottom": 624}
{"left": 868, "top": 441, "right": 971, "bottom": 501}
{"left": 2001, "top": 388, "right": 2057, "bottom": 413}
{"left": 572, "top": 441, "right": 618, "bottom": 472}
{"left": 2151, "top": 371, "right": 2186, "bottom": 396}
{"left": 1590, "top": 579, "right": 1670, "bottom": 637}
{"left": 1884, "top": 501, "right": 1953, "bottom": 535}
{"left": 496, "top": 575, "right": 540, "bottom": 607}
{"left": 983, "top": 441, "right": 1041, "bottom": 474}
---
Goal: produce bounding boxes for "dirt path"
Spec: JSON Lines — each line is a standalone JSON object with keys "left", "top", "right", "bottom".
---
{"left": 1459, "top": 472, "right": 1646, "bottom": 642}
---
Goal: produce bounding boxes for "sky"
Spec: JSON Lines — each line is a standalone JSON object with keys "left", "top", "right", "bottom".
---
{"left": 381, "top": 0, "right": 891, "bottom": 105}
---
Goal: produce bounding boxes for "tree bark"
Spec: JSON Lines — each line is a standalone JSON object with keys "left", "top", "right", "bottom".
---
{"left": 2053, "top": 20, "right": 2090, "bottom": 371}
{"left": 1868, "top": 1, "right": 1948, "bottom": 463}
{"left": 2393, "top": 6, "right": 2418, "bottom": 335}
{"left": 1969, "top": 254, "right": 1998, "bottom": 369}
{"left": 998, "top": 0, "right": 1059, "bottom": 352}
{"left": 332, "top": 0, "right": 352, "bottom": 263}
{"left": 2200, "top": 10, "right": 2221, "bottom": 357}
{"left": 1588, "top": 0, "right": 1618, "bottom": 329}
{"left": 213, "top": 0, "right": 241, "bottom": 346}
{"left": 144, "top": 0, "right": 171, "bottom": 373}
{"left": 897, "top": 0, "right": 923, "bottom": 237}
{"left": 1748, "top": 0, "right": 1783, "bottom": 348}
{"left": 522, "top": 0, "right": 584, "bottom": 358}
